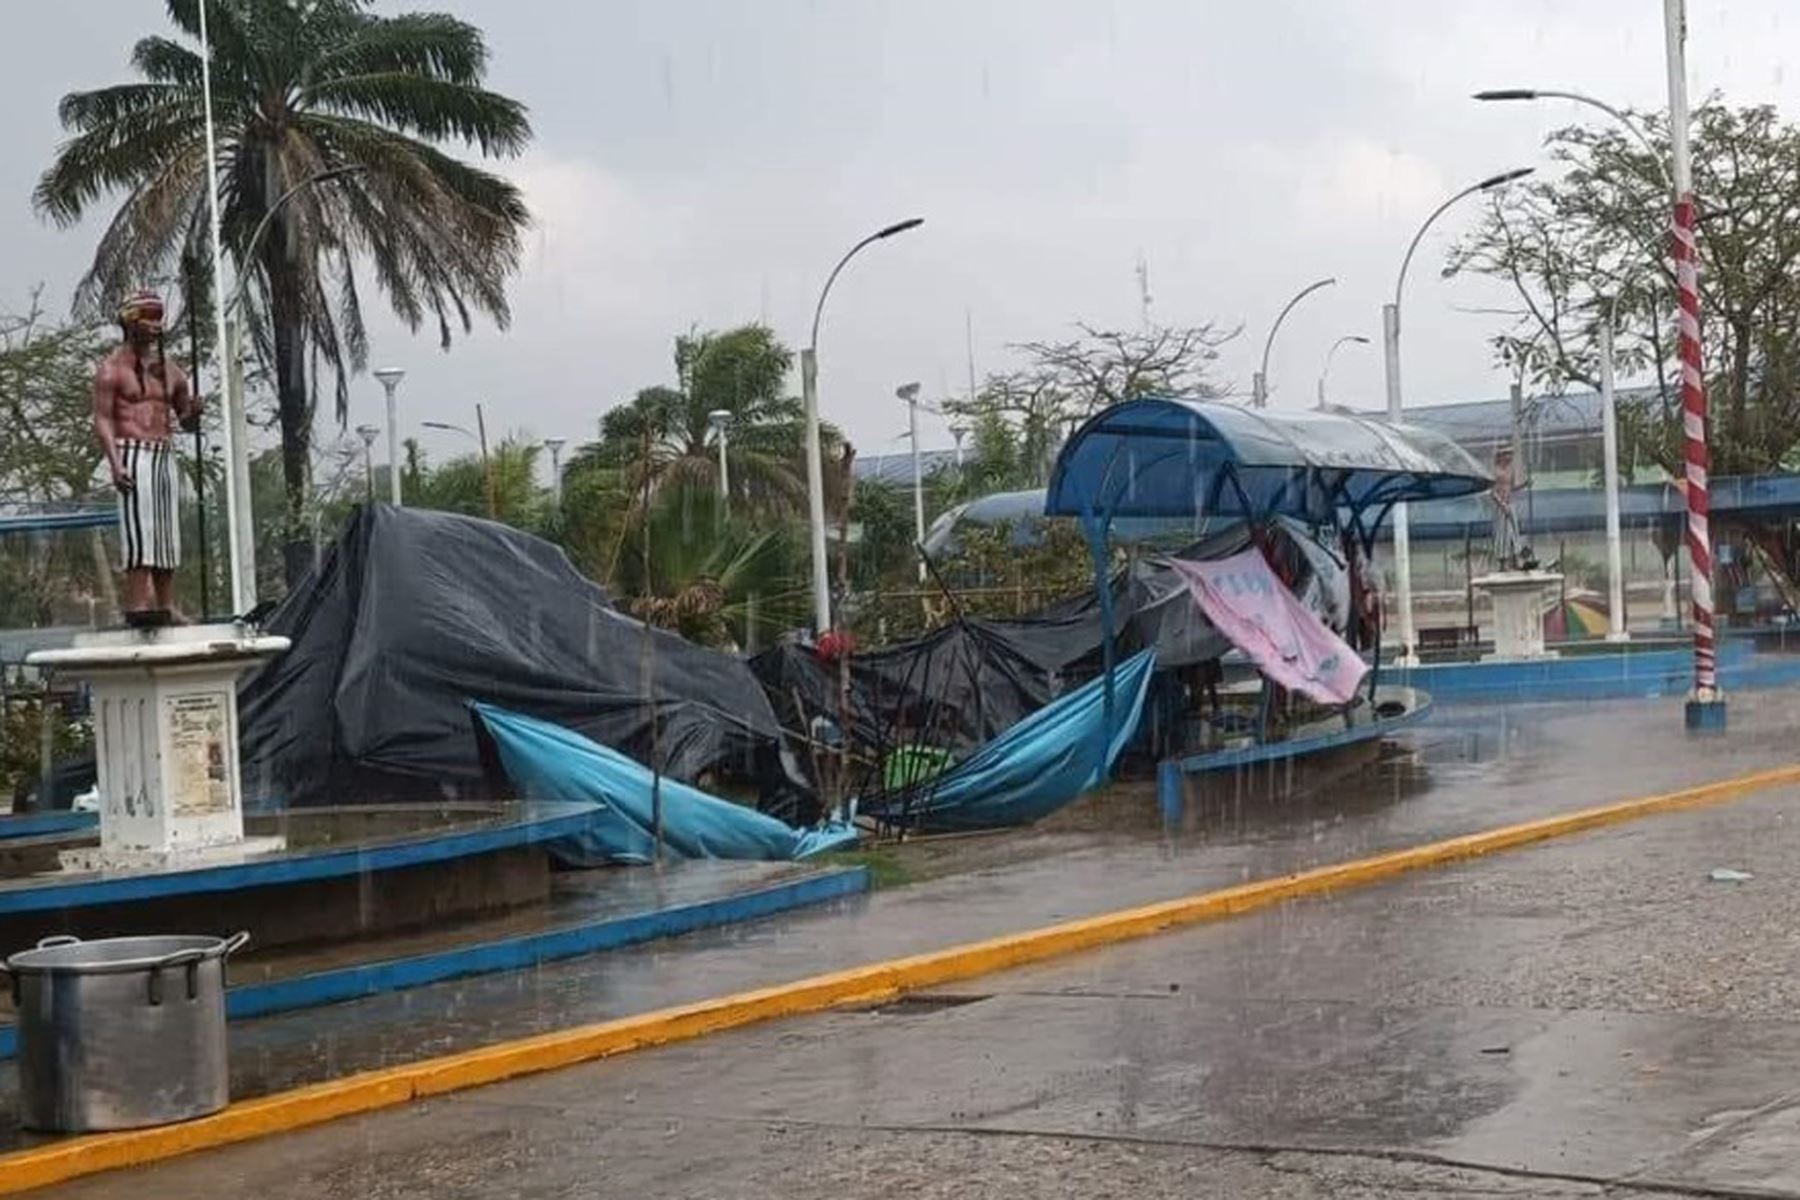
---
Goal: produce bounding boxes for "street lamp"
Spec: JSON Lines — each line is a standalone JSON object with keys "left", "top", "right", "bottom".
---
{"left": 1474, "top": 90, "right": 1670, "bottom": 648}
{"left": 210, "top": 161, "right": 368, "bottom": 612}
{"left": 801, "top": 217, "right": 924, "bottom": 633}
{"left": 1385, "top": 166, "right": 1535, "bottom": 665}
{"left": 543, "top": 436, "right": 567, "bottom": 511}
{"left": 1317, "top": 335, "right": 1370, "bottom": 410}
{"left": 422, "top": 405, "right": 496, "bottom": 519}
{"left": 950, "top": 422, "right": 968, "bottom": 469}
{"left": 1473, "top": 89, "right": 1675, "bottom": 193}
{"left": 355, "top": 424, "right": 381, "bottom": 501}
{"left": 897, "top": 382, "right": 926, "bottom": 582}
{"left": 1253, "top": 277, "right": 1336, "bottom": 409}
{"left": 705, "top": 411, "right": 731, "bottom": 506}
{"left": 374, "top": 367, "right": 406, "bottom": 505}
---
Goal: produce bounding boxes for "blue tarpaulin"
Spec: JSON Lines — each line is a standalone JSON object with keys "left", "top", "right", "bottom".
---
{"left": 866, "top": 649, "right": 1157, "bottom": 833}
{"left": 472, "top": 703, "right": 859, "bottom": 865}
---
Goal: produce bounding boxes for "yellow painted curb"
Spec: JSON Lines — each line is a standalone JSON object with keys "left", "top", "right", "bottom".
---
{"left": 4, "top": 760, "right": 1798, "bottom": 1194}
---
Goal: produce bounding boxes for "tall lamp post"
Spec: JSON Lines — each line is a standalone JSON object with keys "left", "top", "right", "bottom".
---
{"left": 801, "top": 217, "right": 924, "bottom": 633}
{"left": 423, "top": 409, "right": 496, "bottom": 519}
{"left": 1471, "top": 90, "right": 1678, "bottom": 650}
{"left": 355, "top": 425, "right": 380, "bottom": 500}
{"left": 1253, "top": 278, "right": 1335, "bottom": 408}
{"left": 706, "top": 411, "right": 731, "bottom": 507}
{"left": 543, "top": 436, "right": 567, "bottom": 511}
{"left": 215, "top": 162, "right": 368, "bottom": 612}
{"left": 374, "top": 367, "right": 406, "bottom": 505}
{"left": 1385, "top": 167, "right": 1535, "bottom": 665}
{"left": 1317, "top": 334, "right": 1370, "bottom": 410}
{"left": 897, "top": 382, "right": 926, "bottom": 581}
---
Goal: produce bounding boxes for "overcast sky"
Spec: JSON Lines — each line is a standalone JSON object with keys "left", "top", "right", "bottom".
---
{"left": 8, "top": 1, "right": 1800, "bottom": 473}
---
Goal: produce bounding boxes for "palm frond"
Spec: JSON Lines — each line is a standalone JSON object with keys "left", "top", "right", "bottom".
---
{"left": 304, "top": 73, "right": 529, "bottom": 155}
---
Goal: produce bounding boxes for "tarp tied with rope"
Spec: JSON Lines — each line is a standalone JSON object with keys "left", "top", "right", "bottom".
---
{"left": 1044, "top": 399, "right": 1491, "bottom": 529}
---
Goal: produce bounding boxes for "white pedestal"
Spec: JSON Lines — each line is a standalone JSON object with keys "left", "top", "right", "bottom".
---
{"left": 1472, "top": 570, "right": 1564, "bottom": 661}
{"left": 28, "top": 624, "right": 289, "bottom": 865}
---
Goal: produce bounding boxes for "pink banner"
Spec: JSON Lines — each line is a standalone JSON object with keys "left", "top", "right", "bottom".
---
{"left": 1170, "top": 550, "right": 1369, "bottom": 705}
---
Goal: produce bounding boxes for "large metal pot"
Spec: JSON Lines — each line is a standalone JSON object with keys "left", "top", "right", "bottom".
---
{"left": 4, "top": 931, "right": 249, "bottom": 1132}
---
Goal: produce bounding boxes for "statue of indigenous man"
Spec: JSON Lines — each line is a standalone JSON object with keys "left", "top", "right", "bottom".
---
{"left": 92, "top": 289, "right": 200, "bottom": 624}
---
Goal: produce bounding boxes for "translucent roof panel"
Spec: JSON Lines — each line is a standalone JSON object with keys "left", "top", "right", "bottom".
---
{"left": 1044, "top": 398, "right": 1492, "bottom": 524}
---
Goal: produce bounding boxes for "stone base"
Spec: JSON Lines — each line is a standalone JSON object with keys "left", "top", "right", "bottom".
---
{"left": 58, "top": 835, "right": 287, "bottom": 874}
{"left": 1685, "top": 697, "right": 1729, "bottom": 732}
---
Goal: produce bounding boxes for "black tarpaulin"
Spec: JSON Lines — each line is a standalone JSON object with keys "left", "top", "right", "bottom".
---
{"left": 750, "top": 520, "right": 1347, "bottom": 766}
{"left": 239, "top": 505, "right": 789, "bottom": 807}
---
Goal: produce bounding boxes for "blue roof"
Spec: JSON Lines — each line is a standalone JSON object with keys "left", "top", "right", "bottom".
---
{"left": 1045, "top": 398, "right": 1492, "bottom": 525}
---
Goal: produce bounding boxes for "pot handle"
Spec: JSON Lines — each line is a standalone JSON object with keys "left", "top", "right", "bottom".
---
{"left": 221, "top": 931, "right": 251, "bottom": 957}
{"left": 35, "top": 935, "right": 81, "bottom": 950}
{"left": 147, "top": 948, "right": 209, "bottom": 1006}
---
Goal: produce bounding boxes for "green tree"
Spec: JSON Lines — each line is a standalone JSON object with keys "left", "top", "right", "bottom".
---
{"left": 591, "top": 324, "right": 838, "bottom": 514}
{"left": 1448, "top": 101, "right": 1800, "bottom": 479}
{"left": 36, "top": 0, "right": 532, "bottom": 585}
{"left": 411, "top": 437, "right": 547, "bottom": 528}
{"left": 612, "top": 484, "right": 806, "bottom": 650}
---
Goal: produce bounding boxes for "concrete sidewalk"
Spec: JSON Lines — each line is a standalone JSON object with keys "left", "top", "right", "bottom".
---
{"left": 6, "top": 692, "right": 1799, "bottom": 1147}
{"left": 35, "top": 722, "right": 1800, "bottom": 1197}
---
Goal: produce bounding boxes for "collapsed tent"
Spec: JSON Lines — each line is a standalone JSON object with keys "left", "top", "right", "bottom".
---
{"left": 240, "top": 505, "right": 793, "bottom": 807}
{"left": 864, "top": 649, "right": 1157, "bottom": 832}
{"left": 750, "top": 518, "right": 1345, "bottom": 772}
{"left": 472, "top": 703, "right": 857, "bottom": 864}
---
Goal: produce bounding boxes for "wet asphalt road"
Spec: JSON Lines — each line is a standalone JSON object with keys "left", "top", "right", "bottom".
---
{"left": 38, "top": 694, "right": 1800, "bottom": 1199}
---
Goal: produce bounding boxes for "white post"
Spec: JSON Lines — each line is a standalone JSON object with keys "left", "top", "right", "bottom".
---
{"left": 1599, "top": 317, "right": 1628, "bottom": 640}
{"left": 1382, "top": 302, "right": 1417, "bottom": 665}
{"left": 544, "top": 438, "right": 566, "bottom": 510}
{"left": 225, "top": 320, "right": 257, "bottom": 611}
{"left": 800, "top": 348, "right": 831, "bottom": 632}
{"left": 196, "top": 0, "right": 244, "bottom": 614}
{"left": 1251, "top": 370, "right": 1267, "bottom": 410}
{"left": 376, "top": 372, "right": 405, "bottom": 505}
{"left": 908, "top": 393, "right": 926, "bottom": 582}
{"left": 716, "top": 429, "right": 729, "bottom": 501}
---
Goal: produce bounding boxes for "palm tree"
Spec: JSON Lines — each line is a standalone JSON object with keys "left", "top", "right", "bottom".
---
{"left": 613, "top": 483, "right": 808, "bottom": 650}
{"left": 588, "top": 324, "right": 838, "bottom": 515}
{"left": 35, "top": 0, "right": 532, "bottom": 585}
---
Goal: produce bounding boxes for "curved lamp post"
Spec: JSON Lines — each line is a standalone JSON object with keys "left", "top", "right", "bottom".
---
{"left": 1476, "top": 88, "right": 1671, "bottom": 647}
{"left": 800, "top": 217, "right": 924, "bottom": 632}
{"left": 1385, "top": 167, "right": 1535, "bottom": 665}
{"left": 1317, "top": 334, "right": 1370, "bottom": 410}
{"left": 212, "top": 162, "right": 368, "bottom": 611}
{"left": 1252, "top": 277, "right": 1335, "bottom": 409}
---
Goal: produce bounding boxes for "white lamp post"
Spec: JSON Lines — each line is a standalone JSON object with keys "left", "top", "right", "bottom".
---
{"left": 706, "top": 410, "right": 731, "bottom": 507}
{"left": 1384, "top": 167, "right": 1535, "bottom": 666}
{"left": 1252, "top": 278, "right": 1335, "bottom": 409}
{"left": 1317, "top": 335, "right": 1370, "bottom": 410}
{"left": 897, "top": 382, "right": 925, "bottom": 581}
{"left": 1474, "top": 90, "right": 1678, "bottom": 644}
{"left": 801, "top": 218, "right": 924, "bottom": 633}
{"left": 543, "top": 436, "right": 567, "bottom": 510}
{"left": 355, "top": 425, "right": 380, "bottom": 501}
{"left": 374, "top": 367, "right": 406, "bottom": 505}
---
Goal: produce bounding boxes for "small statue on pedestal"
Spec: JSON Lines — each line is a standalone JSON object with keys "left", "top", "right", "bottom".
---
{"left": 1490, "top": 445, "right": 1536, "bottom": 572}
{"left": 92, "top": 290, "right": 201, "bottom": 625}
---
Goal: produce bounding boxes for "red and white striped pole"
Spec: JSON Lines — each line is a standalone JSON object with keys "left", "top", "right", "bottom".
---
{"left": 1665, "top": 0, "right": 1725, "bottom": 726}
